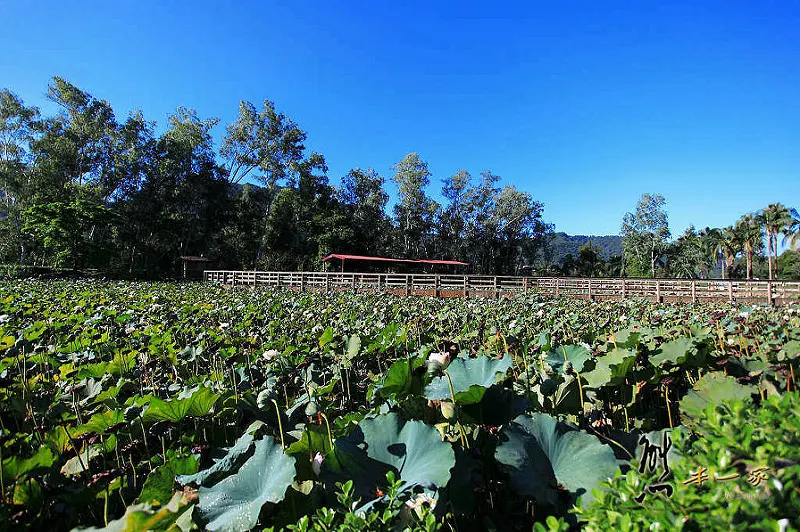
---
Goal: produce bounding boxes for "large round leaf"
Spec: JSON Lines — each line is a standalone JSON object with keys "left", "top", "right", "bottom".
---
{"left": 324, "top": 412, "right": 455, "bottom": 497}
{"left": 425, "top": 356, "right": 512, "bottom": 404}
{"left": 679, "top": 371, "right": 755, "bottom": 422}
{"left": 197, "top": 436, "right": 295, "bottom": 532}
{"left": 495, "top": 413, "right": 618, "bottom": 508}
{"left": 545, "top": 344, "right": 592, "bottom": 373}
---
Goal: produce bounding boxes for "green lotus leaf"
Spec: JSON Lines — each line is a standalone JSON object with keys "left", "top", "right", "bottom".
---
{"left": 197, "top": 436, "right": 295, "bottom": 532}
{"left": 679, "top": 371, "right": 755, "bottom": 421}
{"left": 137, "top": 454, "right": 198, "bottom": 506}
{"left": 582, "top": 348, "right": 637, "bottom": 388}
{"left": 325, "top": 413, "right": 455, "bottom": 497}
{"left": 78, "top": 491, "right": 191, "bottom": 532}
{"left": 611, "top": 328, "right": 641, "bottom": 348}
{"left": 73, "top": 409, "right": 125, "bottom": 436}
{"left": 545, "top": 344, "right": 592, "bottom": 373}
{"left": 779, "top": 340, "right": 800, "bottom": 360}
{"left": 142, "top": 386, "right": 220, "bottom": 423}
{"left": 2, "top": 446, "right": 55, "bottom": 480}
{"left": 649, "top": 337, "right": 695, "bottom": 367}
{"left": 425, "top": 356, "right": 512, "bottom": 404}
{"left": 495, "top": 413, "right": 618, "bottom": 509}
{"left": 177, "top": 422, "right": 262, "bottom": 487}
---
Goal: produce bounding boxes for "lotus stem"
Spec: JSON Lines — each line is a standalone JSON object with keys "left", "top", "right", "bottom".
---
{"left": 128, "top": 454, "right": 137, "bottom": 488}
{"left": 104, "top": 487, "right": 109, "bottom": 526}
{"left": 271, "top": 398, "right": 286, "bottom": 450}
{"left": 443, "top": 370, "right": 469, "bottom": 449}
{"left": 320, "top": 411, "right": 334, "bottom": 452}
{"left": 623, "top": 405, "right": 630, "bottom": 433}
{"left": 0, "top": 444, "right": 5, "bottom": 501}
{"left": 790, "top": 363, "right": 796, "bottom": 392}
{"left": 665, "top": 387, "right": 673, "bottom": 429}
{"left": 64, "top": 426, "right": 87, "bottom": 474}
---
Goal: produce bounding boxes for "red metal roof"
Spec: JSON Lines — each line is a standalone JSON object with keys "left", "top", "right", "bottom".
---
{"left": 321, "top": 254, "right": 468, "bottom": 266}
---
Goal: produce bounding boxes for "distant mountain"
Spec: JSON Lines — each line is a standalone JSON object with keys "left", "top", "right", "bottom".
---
{"left": 544, "top": 232, "right": 622, "bottom": 265}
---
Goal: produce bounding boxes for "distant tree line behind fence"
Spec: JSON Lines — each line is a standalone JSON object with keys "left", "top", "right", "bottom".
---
{"left": 1, "top": 78, "right": 798, "bottom": 279}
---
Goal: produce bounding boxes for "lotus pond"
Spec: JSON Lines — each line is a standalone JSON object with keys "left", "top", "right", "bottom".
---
{"left": 0, "top": 280, "right": 799, "bottom": 531}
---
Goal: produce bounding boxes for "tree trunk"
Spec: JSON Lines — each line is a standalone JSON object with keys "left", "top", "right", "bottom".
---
{"left": 746, "top": 249, "right": 752, "bottom": 279}
{"left": 767, "top": 232, "right": 774, "bottom": 280}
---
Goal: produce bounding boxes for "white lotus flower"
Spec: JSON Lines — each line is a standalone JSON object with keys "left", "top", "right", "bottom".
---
{"left": 405, "top": 492, "right": 437, "bottom": 512}
{"left": 263, "top": 349, "right": 280, "bottom": 361}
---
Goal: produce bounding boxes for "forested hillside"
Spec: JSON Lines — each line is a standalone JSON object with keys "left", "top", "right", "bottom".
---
{"left": 545, "top": 233, "right": 622, "bottom": 264}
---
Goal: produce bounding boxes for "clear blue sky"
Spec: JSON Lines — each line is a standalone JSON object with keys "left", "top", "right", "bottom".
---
{"left": 1, "top": 1, "right": 798, "bottom": 237}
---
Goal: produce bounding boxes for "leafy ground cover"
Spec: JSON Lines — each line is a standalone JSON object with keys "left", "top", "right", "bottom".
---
{"left": 0, "top": 279, "right": 798, "bottom": 531}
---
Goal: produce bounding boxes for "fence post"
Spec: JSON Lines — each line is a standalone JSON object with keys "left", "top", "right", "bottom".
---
{"left": 691, "top": 279, "right": 697, "bottom": 303}
{"left": 555, "top": 278, "right": 560, "bottom": 297}
{"left": 406, "top": 275, "right": 411, "bottom": 296}
{"left": 463, "top": 276, "right": 468, "bottom": 297}
{"left": 767, "top": 281, "right": 773, "bottom": 306}
{"left": 655, "top": 279, "right": 661, "bottom": 303}
{"left": 523, "top": 277, "right": 529, "bottom": 293}
{"left": 587, "top": 278, "right": 593, "bottom": 300}
{"left": 728, "top": 280, "right": 734, "bottom": 303}
{"left": 621, "top": 278, "right": 626, "bottom": 300}
{"left": 325, "top": 274, "right": 330, "bottom": 293}
{"left": 434, "top": 275, "right": 440, "bottom": 298}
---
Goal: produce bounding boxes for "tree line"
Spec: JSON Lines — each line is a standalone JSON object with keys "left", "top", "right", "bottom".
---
{"left": 0, "top": 77, "right": 551, "bottom": 277}
{"left": 558, "top": 193, "right": 800, "bottom": 280}
{"left": 2, "top": 78, "right": 798, "bottom": 280}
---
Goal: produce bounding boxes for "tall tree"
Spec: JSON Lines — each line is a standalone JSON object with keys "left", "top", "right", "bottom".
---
{"left": 437, "top": 169, "right": 472, "bottom": 261}
{"left": 781, "top": 207, "right": 800, "bottom": 252}
{"left": 392, "top": 153, "right": 438, "bottom": 257}
{"left": 221, "top": 100, "right": 306, "bottom": 186}
{"left": 620, "top": 193, "right": 670, "bottom": 278}
{"left": 735, "top": 214, "right": 763, "bottom": 279}
{"left": 0, "top": 89, "right": 41, "bottom": 264}
{"left": 337, "top": 168, "right": 391, "bottom": 257}
{"left": 490, "top": 184, "right": 550, "bottom": 274}
{"left": 667, "top": 226, "right": 705, "bottom": 278}
{"left": 575, "top": 241, "right": 604, "bottom": 277}
{"left": 757, "top": 203, "right": 793, "bottom": 280}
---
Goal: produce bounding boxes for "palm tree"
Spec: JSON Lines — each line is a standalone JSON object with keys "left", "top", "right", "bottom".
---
{"left": 718, "top": 226, "right": 741, "bottom": 280}
{"left": 699, "top": 227, "right": 723, "bottom": 278}
{"left": 782, "top": 207, "right": 800, "bottom": 251}
{"left": 735, "top": 214, "right": 763, "bottom": 279}
{"left": 757, "top": 204, "right": 793, "bottom": 280}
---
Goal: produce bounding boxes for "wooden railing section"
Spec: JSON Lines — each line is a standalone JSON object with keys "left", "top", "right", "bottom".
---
{"left": 203, "top": 271, "right": 800, "bottom": 305}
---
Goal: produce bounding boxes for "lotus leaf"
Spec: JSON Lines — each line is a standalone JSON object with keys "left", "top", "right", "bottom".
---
{"left": 495, "top": 413, "right": 618, "bottom": 508}
{"left": 197, "top": 436, "right": 295, "bottom": 532}
{"left": 545, "top": 344, "right": 592, "bottom": 373}
{"left": 679, "top": 371, "right": 755, "bottom": 421}
{"left": 425, "top": 355, "right": 512, "bottom": 404}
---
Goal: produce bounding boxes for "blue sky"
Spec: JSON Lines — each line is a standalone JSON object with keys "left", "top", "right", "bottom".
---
{"left": 1, "top": 0, "right": 798, "bottom": 236}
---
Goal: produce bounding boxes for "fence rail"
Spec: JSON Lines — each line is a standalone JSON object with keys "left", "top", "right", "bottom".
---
{"left": 203, "top": 271, "right": 800, "bottom": 305}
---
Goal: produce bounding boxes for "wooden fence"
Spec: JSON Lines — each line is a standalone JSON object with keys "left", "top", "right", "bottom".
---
{"left": 203, "top": 271, "right": 800, "bottom": 305}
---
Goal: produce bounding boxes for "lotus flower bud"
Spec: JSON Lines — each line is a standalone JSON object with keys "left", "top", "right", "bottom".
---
{"left": 427, "top": 352, "right": 451, "bottom": 375}
{"left": 305, "top": 401, "right": 319, "bottom": 417}
{"left": 440, "top": 401, "right": 457, "bottom": 420}
{"left": 312, "top": 451, "right": 324, "bottom": 476}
